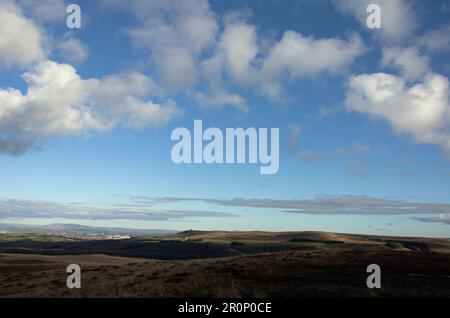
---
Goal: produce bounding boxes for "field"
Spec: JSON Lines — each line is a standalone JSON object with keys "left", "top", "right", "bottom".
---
{"left": 1, "top": 230, "right": 450, "bottom": 297}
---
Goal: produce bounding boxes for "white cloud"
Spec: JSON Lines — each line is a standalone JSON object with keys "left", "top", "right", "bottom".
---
{"left": 105, "top": 0, "right": 218, "bottom": 90}
{"left": 0, "top": 1, "right": 179, "bottom": 155}
{"left": 338, "top": 0, "right": 450, "bottom": 154}
{"left": 56, "top": 35, "right": 89, "bottom": 65}
{"left": 89, "top": 69, "right": 179, "bottom": 130}
{"left": 333, "top": 0, "right": 418, "bottom": 42}
{"left": 18, "top": 0, "right": 66, "bottom": 23}
{"left": 0, "top": 60, "right": 180, "bottom": 155}
{"left": 345, "top": 72, "right": 450, "bottom": 154}
{"left": 417, "top": 25, "right": 450, "bottom": 53}
{"left": 0, "top": 0, "right": 45, "bottom": 69}
{"left": 218, "top": 21, "right": 258, "bottom": 85}
{"left": 1, "top": 1, "right": 90, "bottom": 68}
{"left": 204, "top": 20, "right": 365, "bottom": 101}
{"left": 194, "top": 52, "right": 249, "bottom": 111}
{"left": 381, "top": 46, "right": 430, "bottom": 80}
{"left": 192, "top": 90, "right": 249, "bottom": 112}
{"left": 155, "top": 47, "right": 197, "bottom": 89}
{"left": 260, "top": 31, "right": 365, "bottom": 99}
{"left": 263, "top": 32, "right": 364, "bottom": 79}
{"left": 102, "top": 1, "right": 365, "bottom": 106}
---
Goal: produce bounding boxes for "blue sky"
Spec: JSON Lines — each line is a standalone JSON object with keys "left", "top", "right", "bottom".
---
{"left": 1, "top": 0, "right": 450, "bottom": 237}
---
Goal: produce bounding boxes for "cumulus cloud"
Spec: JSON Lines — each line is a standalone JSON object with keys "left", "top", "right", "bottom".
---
{"left": 104, "top": 0, "right": 246, "bottom": 109}
{"left": 102, "top": 0, "right": 365, "bottom": 105}
{"left": 18, "top": 0, "right": 66, "bottom": 23}
{"left": 0, "top": 198, "right": 234, "bottom": 221}
{"left": 341, "top": 2, "right": 450, "bottom": 156}
{"left": 217, "top": 21, "right": 258, "bottom": 86}
{"left": 0, "top": 1, "right": 180, "bottom": 156}
{"left": 104, "top": 0, "right": 218, "bottom": 90}
{"left": 0, "top": 0, "right": 45, "bottom": 69}
{"left": 2, "top": 1, "right": 90, "bottom": 68}
{"left": 195, "top": 37, "right": 250, "bottom": 111}
{"left": 345, "top": 73, "right": 450, "bottom": 154}
{"left": 0, "top": 60, "right": 180, "bottom": 155}
{"left": 381, "top": 46, "right": 430, "bottom": 80}
{"left": 202, "top": 20, "right": 365, "bottom": 101}
{"left": 131, "top": 195, "right": 450, "bottom": 215}
{"left": 259, "top": 32, "right": 365, "bottom": 98}
{"left": 191, "top": 89, "right": 249, "bottom": 112}
{"left": 333, "top": 0, "right": 418, "bottom": 42}
{"left": 56, "top": 34, "right": 89, "bottom": 65}
{"left": 417, "top": 25, "right": 450, "bottom": 53}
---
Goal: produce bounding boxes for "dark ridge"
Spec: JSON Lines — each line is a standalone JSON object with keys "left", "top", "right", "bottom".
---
{"left": 289, "top": 238, "right": 344, "bottom": 244}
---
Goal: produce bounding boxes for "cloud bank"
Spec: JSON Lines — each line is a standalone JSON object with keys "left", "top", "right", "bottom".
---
{"left": 0, "top": 198, "right": 235, "bottom": 221}
{"left": 414, "top": 214, "right": 450, "bottom": 225}
{"left": 129, "top": 195, "right": 450, "bottom": 216}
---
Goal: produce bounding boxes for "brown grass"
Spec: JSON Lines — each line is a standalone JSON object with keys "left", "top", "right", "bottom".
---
{"left": 1, "top": 249, "right": 450, "bottom": 298}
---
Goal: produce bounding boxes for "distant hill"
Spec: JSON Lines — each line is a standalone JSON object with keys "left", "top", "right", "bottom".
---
{"left": 1, "top": 229, "right": 450, "bottom": 259}
{"left": 0, "top": 223, "right": 175, "bottom": 237}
